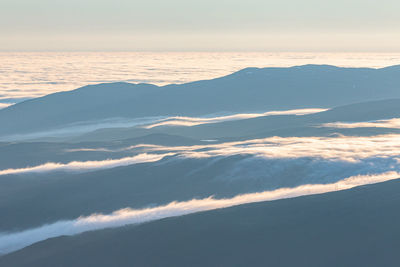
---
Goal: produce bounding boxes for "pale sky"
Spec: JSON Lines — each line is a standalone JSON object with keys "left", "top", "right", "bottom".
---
{"left": 1, "top": 0, "right": 400, "bottom": 51}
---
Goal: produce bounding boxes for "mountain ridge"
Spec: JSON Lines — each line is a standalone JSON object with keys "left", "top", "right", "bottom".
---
{"left": 1, "top": 64, "right": 400, "bottom": 137}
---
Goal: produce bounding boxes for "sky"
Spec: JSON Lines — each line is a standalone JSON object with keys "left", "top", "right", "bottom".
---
{"left": 1, "top": 0, "right": 400, "bottom": 51}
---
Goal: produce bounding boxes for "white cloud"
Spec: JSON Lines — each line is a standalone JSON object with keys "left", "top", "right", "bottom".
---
{"left": 0, "top": 116, "right": 164, "bottom": 141}
{"left": 0, "top": 103, "right": 14, "bottom": 109}
{"left": 0, "top": 171, "right": 398, "bottom": 255}
{"left": 3, "top": 134, "right": 400, "bottom": 176}
{"left": 0, "top": 108, "right": 326, "bottom": 141}
{"left": 143, "top": 108, "right": 327, "bottom": 129}
{"left": 139, "top": 134, "right": 400, "bottom": 162}
{"left": 64, "top": 148, "right": 113, "bottom": 153}
{"left": 320, "top": 118, "right": 400, "bottom": 129}
{"left": 0, "top": 153, "right": 173, "bottom": 176}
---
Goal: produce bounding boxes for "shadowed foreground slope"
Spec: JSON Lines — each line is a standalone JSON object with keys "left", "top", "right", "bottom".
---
{"left": 2, "top": 179, "right": 400, "bottom": 267}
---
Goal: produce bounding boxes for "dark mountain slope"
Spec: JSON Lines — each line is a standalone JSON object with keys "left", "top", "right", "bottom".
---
{"left": 2, "top": 178, "right": 400, "bottom": 267}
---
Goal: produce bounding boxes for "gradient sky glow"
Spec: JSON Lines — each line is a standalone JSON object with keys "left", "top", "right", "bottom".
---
{"left": 1, "top": 0, "right": 400, "bottom": 51}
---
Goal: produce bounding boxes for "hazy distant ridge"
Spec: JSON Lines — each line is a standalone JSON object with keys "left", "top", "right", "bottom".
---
{"left": 1, "top": 65, "right": 400, "bottom": 136}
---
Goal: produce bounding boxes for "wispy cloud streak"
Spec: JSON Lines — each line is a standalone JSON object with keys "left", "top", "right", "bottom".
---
{"left": 0, "top": 108, "right": 326, "bottom": 141}
{"left": 143, "top": 109, "right": 327, "bottom": 128}
{"left": 0, "top": 153, "right": 173, "bottom": 176}
{"left": 321, "top": 118, "right": 400, "bottom": 129}
{"left": 0, "top": 103, "right": 14, "bottom": 109}
{"left": 0, "top": 171, "right": 398, "bottom": 254}
{"left": 0, "top": 116, "right": 163, "bottom": 141}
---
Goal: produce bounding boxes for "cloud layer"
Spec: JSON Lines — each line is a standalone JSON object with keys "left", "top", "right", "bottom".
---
{"left": 143, "top": 108, "right": 327, "bottom": 128}
{"left": 1, "top": 171, "right": 398, "bottom": 255}
{"left": 321, "top": 118, "right": 400, "bottom": 129}
{"left": 2, "top": 134, "right": 400, "bottom": 176}
{"left": 140, "top": 134, "right": 400, "bottom": 162}
{"left": 2, "top": 53, "right": 398, "bottom": 102}
{"left": 0, "top": 108, "right": 326, "bottom": 141}
{"left": 0, "top": 153, "right": 173, "bottom": 176}
{"left": 0, "top": 116, "right": 164, "bottom": 141}
{"left": 0, "top": 103, "right": 14, "bottom": 109}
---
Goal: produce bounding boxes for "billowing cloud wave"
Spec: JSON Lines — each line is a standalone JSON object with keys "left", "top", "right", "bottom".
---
{"left": 321, "top": 118, "right": 400, "bottom": 129}
{"left": 143, "top": 108, "right": 327, "bottom": 128}
{"left": 138, "top": 134, "right": 400, "bottom": 162}
{"left": 3, "top": 134, "right": 400, "bottom": 176}
{"left": 0, "top": 153, "right": 173, "bottom": 176}
{"left": 0, "top": 171, "right": 398, "bottom": 254}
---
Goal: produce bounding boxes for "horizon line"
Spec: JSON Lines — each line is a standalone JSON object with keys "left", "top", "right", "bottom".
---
{"left": 2, "top": 50, "right": 400, "bottom": 53}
